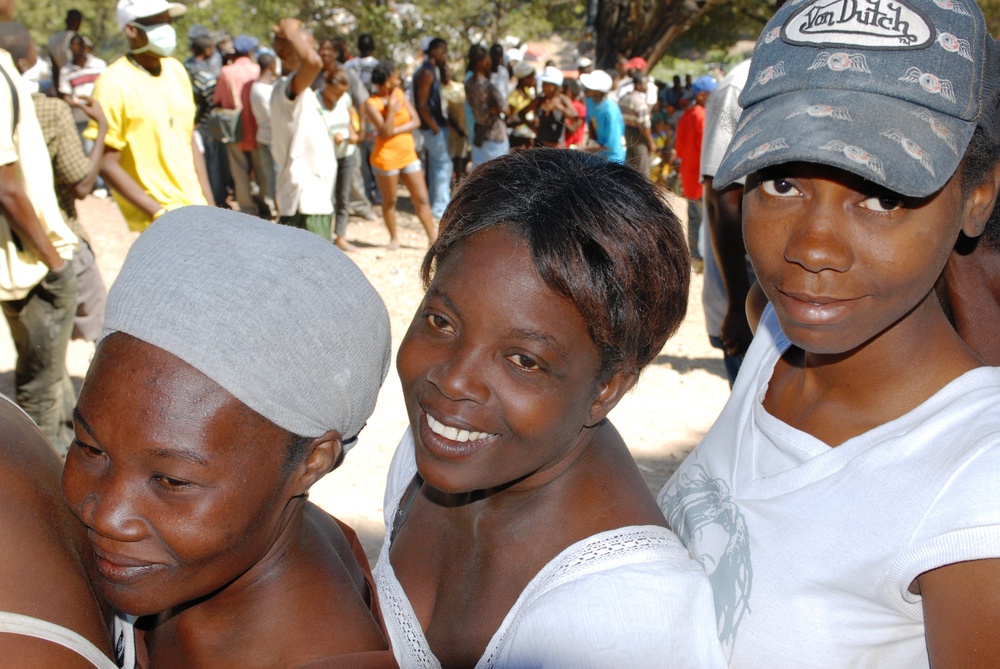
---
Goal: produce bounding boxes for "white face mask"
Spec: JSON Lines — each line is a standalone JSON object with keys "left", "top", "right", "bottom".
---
{"left": 19, "top": 59, "right": 44, "bottom": 93}
{"left": 130, "top": 22, "right": 177, "bottom": 57}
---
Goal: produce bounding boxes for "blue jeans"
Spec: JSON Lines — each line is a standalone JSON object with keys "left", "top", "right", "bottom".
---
{"left": 421, "top": 127, "right": 451, "bottom": 219}
{"left": 471, "top": 137, "right": 509, "bottom": 169}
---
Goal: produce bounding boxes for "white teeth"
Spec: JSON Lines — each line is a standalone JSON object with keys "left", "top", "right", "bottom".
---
{"left": 426, "top": 413, "right": 495, "bottom": 442}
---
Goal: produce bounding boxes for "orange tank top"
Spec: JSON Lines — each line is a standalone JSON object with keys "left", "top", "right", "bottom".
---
{"left": 368, "top": 88, "right": 418, "bottom": 172}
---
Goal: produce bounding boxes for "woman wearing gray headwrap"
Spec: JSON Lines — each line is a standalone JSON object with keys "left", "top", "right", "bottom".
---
{"left": 61, "top": 207, "right": 397, "bottom": 668}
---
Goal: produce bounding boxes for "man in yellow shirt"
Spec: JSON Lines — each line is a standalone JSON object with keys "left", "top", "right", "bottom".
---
{"left": 86, "top": 0, "right": 213, "bottom": 232}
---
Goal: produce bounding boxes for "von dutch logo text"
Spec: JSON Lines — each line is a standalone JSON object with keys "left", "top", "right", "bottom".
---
{"left": 782, "top": 0, "right": 933, "bottom": 49}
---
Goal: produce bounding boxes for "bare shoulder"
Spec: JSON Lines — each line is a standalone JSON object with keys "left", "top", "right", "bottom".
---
{"left": 0, "top": 399, "right": 114, "bottom": 665}
{"left": 573, "top": 420, "right": 670, "bottom": 531}
{"left": 273, "top": 504, "right": 389, "bottom": 654}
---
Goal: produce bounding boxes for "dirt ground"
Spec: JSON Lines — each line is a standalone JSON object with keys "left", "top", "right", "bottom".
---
{"left": 0, "top": 189, "right": 731, "bottom": 562}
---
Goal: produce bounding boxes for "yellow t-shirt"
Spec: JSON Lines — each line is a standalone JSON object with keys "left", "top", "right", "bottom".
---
{"left": 508, "top": 87, "right": 536, "bottom": 139}
{"left": 85, "top": 56, "right": 206, "bottom": 232}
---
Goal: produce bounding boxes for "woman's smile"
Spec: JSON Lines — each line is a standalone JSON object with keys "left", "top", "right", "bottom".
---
{"left": 397, "top": 227, "right": 607, "bottom": 495}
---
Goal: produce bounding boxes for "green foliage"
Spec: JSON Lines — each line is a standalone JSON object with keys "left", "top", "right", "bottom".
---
{"left": 983, "top": 2, "right": 1000, "bottom": 36}
{"left": 670, "top": 0, "right": 779, "bottom": 56}
{"left": 16, "top": 0, "right": 1000, "bottom": 68}
{"left": 17, "top": 0, "right": 583, "bottom": 71}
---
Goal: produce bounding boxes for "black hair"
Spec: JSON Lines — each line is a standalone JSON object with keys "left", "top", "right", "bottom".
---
{"left": 258, "top": 52, "right": 276, "bottom": 72}
{"left": 427, "top": 37, "right": 446, "bottom": 52}
{"left": 370, "top": 59, "right": 394, "bottom": 86}
{"left": 563, "top": 77, "right": 581, "bottom": 97}
{"left": 466, "top": 43, "right": 488, "bottom": 74}
{"left": 191, "top": 35, "right": 214, "bottom": 55}
{"left": 283, "top": 433, "right": 312, "bottom": 473}
{"left": 960, "top": 68, "right": 1000, "bottom": 250}
{"left": 358, "top": 33, "right": 375, "bottom": 56}
{"left": 283, "top": 432, "right": 345, "bottom": 473}
{"left": 0, "top": 21, "right": 31, "bottom": 62}
{"left": 421, "top": 149, "right": 690, "bottom": 377}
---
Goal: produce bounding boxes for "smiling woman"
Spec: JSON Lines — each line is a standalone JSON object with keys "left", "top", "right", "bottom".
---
{"left": 374, "top": 149, "right": 727, "bottom": 668}
{"left": 60, "top": 207, "right": 396, "bottom": 668}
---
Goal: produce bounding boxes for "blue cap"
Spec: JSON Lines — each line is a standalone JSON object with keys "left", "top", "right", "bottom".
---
{"left": 232, "top": 34, "right": 259, "bottom": 55}
{"left": 715, "top": 0, "right": 999, "bottom": 197}
{"left": 691, "top": 75, "right": 718, "bottom": 94}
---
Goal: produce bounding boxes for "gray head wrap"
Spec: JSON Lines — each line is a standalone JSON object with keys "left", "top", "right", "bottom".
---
{"left": 100, "top": 206, "right": 391, "bottom": 448}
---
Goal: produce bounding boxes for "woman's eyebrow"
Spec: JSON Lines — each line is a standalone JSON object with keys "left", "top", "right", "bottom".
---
{"left": 72, "top": 408, "right": 95, "bottom": 438}
{"left": 141, "top": 446, "right": 210, "bottom": 467}
{"left": 426, "top": 285, "right": 461, "bottom": 316}
{"left": 506, "top": 327, "right": 561, "bottom": 348}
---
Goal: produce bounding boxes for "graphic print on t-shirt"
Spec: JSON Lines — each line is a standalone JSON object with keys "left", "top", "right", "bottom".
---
{"left": 660, "top": 464, "right": 752, "bottom": 659}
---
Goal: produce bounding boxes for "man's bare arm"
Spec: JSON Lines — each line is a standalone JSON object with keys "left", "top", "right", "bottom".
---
{"left": 0, "top": 164, "right": 66, "bottom": 271}
{"left": 704, "top": 176, "right": 752, "bottom": 357}
{"left": 99, "top": 148, "right": 162, "bottom": 218}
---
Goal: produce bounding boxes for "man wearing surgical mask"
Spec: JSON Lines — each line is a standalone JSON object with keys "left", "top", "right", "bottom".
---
{"left": 83, "top": 0, "right": 214, "bottom": 232}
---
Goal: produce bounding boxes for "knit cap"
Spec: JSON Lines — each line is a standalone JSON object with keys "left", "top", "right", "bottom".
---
{"left": 100, "top": 207, "right": 391, "bottom": 448}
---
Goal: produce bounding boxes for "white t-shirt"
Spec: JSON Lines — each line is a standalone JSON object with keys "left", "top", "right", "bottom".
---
{"left": 699, "top": 59, "right": 752, "bottom": 340}
{"left": 57, "top": 54, "right": 108, "bottom": 124}
{"left": 345, "top": 56, "right": 378, "bottom": 93}
{"left": 614, "top": 79, "right": 657, "bottom": 106}
{"left": 700, "top": 60, "right": 751, "bottom": 183}
{"left": 490, "top": 65, "right": 510, "bottom": 107}
{"left": 249, "top": 79, "right": 274, "bottom": 146}
{"left": 319, "top": 90, "right": 356, "bottom": 160}
{"left": 269, "top": 75, "right": 335, "bottom": 217}
{"left": 0, "top": 51, "right": 77, "bottom": 301}
{"left": 374, "top": 428, "right": 727, "bottom": 669}
{"left": 658, "top": 305, "right": 1000, "bottom": 667}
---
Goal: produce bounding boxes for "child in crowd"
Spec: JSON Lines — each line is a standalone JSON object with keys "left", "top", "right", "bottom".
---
{"left": 660, "top": 1, "right": 1000, "bottom": 666}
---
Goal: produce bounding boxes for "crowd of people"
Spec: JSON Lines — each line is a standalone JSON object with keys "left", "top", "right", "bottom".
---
{"left": 9, "top": 0, "right": 731, "bottom": 253}
{"left": 2, "top": 0, "right": 1000, "bottom": 666}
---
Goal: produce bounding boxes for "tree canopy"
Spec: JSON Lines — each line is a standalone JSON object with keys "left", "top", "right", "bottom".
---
{"left": 18, "top": 0, "right": 1000, "bottom": 74}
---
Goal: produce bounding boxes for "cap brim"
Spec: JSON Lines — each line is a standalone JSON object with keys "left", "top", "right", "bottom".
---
{"left": 715, "top": 89, "right": 975, "bottom": 198}
{"left": 167, "top": 3, "right": 186, "bottom": 17}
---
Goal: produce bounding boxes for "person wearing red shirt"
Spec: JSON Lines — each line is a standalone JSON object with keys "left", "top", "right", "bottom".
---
{"left": 674, "top": 75, "right": 716, "bottom": 265}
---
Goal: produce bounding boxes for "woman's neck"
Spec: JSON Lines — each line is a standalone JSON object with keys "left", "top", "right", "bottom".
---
{"left": 765, "top": 292, "right": 982, "bottom": 446}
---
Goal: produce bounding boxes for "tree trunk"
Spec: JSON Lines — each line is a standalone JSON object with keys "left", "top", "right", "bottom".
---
{"left": 594, "top": 0, "right": 720, "bottom": 70}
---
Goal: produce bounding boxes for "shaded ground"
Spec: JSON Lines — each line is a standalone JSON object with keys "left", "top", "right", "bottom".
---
{"left": 0, "top": 187, "right": 731, "bottom": 563}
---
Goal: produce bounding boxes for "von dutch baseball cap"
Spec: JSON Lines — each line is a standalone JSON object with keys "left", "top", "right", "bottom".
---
{"left": 715, "top": 0, "right": 999, "bottom": 197}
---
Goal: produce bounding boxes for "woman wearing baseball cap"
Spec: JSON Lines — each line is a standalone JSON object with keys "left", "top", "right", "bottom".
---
{"left": 660, "top": 1, "right": 1000, "bottom": 665}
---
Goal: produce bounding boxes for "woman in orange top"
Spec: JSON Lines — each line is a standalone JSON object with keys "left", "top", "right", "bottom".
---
{"left": 363, "top": 60, "right": 437, "bottom": 250}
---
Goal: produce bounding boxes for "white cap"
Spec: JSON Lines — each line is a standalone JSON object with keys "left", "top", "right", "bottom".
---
{"left": 419, "top": 36, "right": 432, "bottom": 53}
{"left": 539, "top": 65, "right": 564, "bottom": 87}
{"left": 579, "top": 69, "right": 613, "bottom": 93}
{"left": 512, "top": 61, "right": 535, "bottom": 79}
{"left": 576, "top": 56, "right": 593, "bottom": 69}
{"left": 117, "top": 0, "right": 186, "bottom": 30}
{"left": 505, "top": 46, "right": 526, "bottom": 65}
